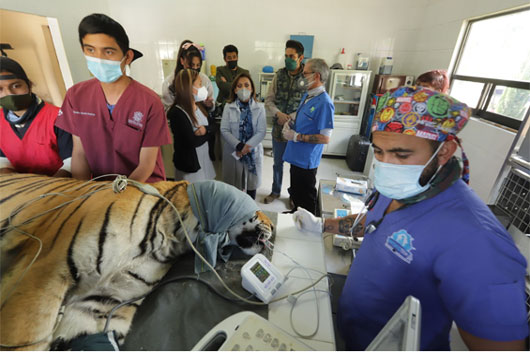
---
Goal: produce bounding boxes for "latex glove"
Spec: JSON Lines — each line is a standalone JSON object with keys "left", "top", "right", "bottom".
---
{"left": 282, "top": 123, "right": 298, "bottom": 142}
{"left": 293, "top": 207, "right": 322, "bottom": 233}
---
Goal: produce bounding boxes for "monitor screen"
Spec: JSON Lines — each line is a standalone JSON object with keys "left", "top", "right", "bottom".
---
{"left": 250, "top": 262, "right": 270, "bottom": 283}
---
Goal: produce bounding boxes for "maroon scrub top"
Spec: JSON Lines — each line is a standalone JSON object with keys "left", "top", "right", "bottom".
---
{"left": 56, "top": 78, "right": 171, "bottom": 182}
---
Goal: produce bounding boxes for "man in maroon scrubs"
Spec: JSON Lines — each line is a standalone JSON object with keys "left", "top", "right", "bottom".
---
{"left": 56, "top": 13, "right": 171, "bottom": 182}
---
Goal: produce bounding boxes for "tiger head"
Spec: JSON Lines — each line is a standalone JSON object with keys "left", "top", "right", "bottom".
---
{"left": 228, "top": 210, "right": 274, "bottom": 255}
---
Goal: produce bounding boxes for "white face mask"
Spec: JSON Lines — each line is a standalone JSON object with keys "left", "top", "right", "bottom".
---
{"left": 373, "top": 142, "right": 444, "bottom": 200}
{"left": 85, "top": 55, "right": 126, "bottom": 83}
{"left": 304, "top": 73, "right": 316, "bottom": 90}
{"left": 236, "top": 88, "right": 251, "bottom": 102}
{"left": 193, "top": 86, "right": 208, "bottom": 102}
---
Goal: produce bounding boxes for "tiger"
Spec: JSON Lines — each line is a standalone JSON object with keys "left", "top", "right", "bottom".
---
{"left": 0, "top": 174, "right": 273, "bottom": 350}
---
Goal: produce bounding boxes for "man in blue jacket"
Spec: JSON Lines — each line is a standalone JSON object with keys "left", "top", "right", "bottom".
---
{"left": 282, "top": 58, "right": 334, "bottom": 215}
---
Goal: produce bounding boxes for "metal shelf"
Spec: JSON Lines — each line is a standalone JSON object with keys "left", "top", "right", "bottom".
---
{"left": 334, "top": 100, "right": 360, "bottom": 104}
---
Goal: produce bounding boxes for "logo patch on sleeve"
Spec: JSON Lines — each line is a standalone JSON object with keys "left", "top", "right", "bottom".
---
{"left": 385, "top": 229, "right": 416, "bottom": 264}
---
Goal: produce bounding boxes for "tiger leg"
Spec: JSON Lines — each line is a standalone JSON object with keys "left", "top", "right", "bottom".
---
{"left": 0, "top": 265, "right": 70, "bottom": 351}
{"left": 50, "top": 297, "right": 142, "bottom": 348}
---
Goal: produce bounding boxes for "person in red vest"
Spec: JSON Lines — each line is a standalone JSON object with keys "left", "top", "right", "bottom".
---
{"left": 0, "top": 57, "right": 72, "bottom": 177}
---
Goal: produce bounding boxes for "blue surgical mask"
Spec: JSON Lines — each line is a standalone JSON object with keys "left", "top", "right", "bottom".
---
{"left": 373, "top": 143, "right": 444, "bottom": 200}
{"left": 85, "top": 55, "right": 125, "bottom": 83}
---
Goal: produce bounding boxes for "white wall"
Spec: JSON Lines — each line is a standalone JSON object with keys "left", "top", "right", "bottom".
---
{"left": 457, "top": 118, "right": 516, "bottom": 201}
{"left": 1, "top": 0, "right": 431, "bottom": 92}
{"left": 401, "top": 0, "right": 530, "bottom": 77}
{"left": 399, "top": 0, "right": 527, "bottom": 202}
{"left": 0, "top": 1, "right": 111, "bottom": 85}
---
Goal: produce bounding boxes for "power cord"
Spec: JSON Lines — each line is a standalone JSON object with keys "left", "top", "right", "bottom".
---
{"left": 0, "top": 175, "right": 330, "bottom": 347}
{"left": 124, "top": 178, "right": 328, "bottom": 307}
{"left": 0, "top": 305, "right": 65, "bottom": 349}
{"left": 0, "top": 174, "right": 123, "bottom": 307}
{"left": 263, "top": 240, "right": 332, "bottom": 339}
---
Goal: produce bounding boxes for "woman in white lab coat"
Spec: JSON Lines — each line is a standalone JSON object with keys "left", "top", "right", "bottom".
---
{"left": 220, "top": 73, "right": 266, "bottom": 199}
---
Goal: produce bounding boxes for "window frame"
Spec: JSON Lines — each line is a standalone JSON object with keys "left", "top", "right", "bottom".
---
{"left": 450, "top": 6, "right": 530, "bottom": 130}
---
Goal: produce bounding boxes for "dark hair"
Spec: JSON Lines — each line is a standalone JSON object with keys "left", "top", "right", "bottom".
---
{"left": 173, "top": 69, "right": 207, "bottom": 126}
{"left": 428, "top": 139, "right": 442, "bottom": 153}
{"left": 187, "top": 51, "right": 203, "bottom": 69}
{"left": 228, "top": 72, "right": 256, "bottom": 103}
{"left": 285, "top": 40, "right": 304, "bottom": 57}
{"left": 171, "top": 40, "right": 203, "bottom": 94}
{"left": 0, "top": 57, "right": 31, "bottom": 87}
{"left": 416, "top": 70, "right": 449, "bottom": 93}
{"left": 223, "top": 44, "right": 238, "bottom": 59}
{"left": 79, "top": 13, "right": 129, "bottom": 55}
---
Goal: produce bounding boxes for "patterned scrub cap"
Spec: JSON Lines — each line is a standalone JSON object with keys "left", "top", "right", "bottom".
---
{"left": 372, "top": 86, "right": 472, "bottom": 183}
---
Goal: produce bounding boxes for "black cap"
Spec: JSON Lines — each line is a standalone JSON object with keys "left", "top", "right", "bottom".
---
{"left": 78, "top": 13, "right": 143, "bottom": 61}
{"left": 0, "top": 57, "right": 30, "bottom": 85}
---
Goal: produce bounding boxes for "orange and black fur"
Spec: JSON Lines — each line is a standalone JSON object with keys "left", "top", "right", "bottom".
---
{"left": 0, "top": 174, "right": 273, "bottom": 350}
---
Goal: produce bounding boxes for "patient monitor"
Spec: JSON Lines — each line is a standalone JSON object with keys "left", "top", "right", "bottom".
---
{"left": 241, "top": 254, "right": 285, "bottom": 304}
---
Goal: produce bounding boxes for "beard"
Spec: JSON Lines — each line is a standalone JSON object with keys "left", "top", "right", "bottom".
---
{"left": 419, "top": 156, "right": 439, "bottom": 186}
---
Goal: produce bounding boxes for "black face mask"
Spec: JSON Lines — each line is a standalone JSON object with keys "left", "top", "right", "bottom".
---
{"left": 0, "top": 92, "right": 33, "bottom": 112}
{"left": 227, "top": 60, "right": 238, "bottom": 70}
{"left": 191, "top": 68, "right": 201, "bottom": 74}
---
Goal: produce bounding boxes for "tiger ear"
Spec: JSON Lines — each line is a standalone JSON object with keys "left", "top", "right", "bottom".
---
{"left": 256, "top": 210, "right": 274, "bottom": 231}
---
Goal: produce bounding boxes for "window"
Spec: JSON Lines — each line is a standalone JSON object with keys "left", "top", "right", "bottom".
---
{"left": 450, "top": 6, "right": 530, "bottom": 130}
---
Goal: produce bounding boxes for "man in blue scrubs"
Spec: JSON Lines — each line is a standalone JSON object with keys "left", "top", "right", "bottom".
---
{"left": 293, "top": 86, "right": 528, "bottom": 350}
{"left": 282, "top": 58, "right": 334, "bottom": 214}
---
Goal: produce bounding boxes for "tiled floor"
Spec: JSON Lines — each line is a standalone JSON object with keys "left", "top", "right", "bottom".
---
{"left": 213, "top": 148, "right": 353, "bottom": 213}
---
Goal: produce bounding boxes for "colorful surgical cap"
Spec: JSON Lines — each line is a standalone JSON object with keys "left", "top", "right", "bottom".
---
{"left": 372, "top": 86, "right": 471, "bottom": 141}
{"left": 372, "top": 86, "right": 472, "bottom": 183}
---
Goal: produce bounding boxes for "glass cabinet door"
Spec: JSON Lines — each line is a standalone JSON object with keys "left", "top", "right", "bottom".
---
{"left": 332, "top": 72, "right": 366, "bottom": 118}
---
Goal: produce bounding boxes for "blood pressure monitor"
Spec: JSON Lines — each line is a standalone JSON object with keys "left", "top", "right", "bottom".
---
{"left": 241, "top": 254, "right": 285, "bottom": 304}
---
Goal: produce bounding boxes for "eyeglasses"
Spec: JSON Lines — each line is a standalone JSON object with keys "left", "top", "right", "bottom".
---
{"left": 303, "top": 71, "right": 314, "bottom": 76}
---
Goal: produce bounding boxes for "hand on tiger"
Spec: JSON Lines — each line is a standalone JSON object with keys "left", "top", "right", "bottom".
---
{"left": 293, "top": 207, "right": 322, "bottom": 233}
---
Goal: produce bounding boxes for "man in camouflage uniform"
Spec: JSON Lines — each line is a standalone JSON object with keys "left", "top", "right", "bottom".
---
{"left": 264, "top": 40, "right": 307, "bottom": 204}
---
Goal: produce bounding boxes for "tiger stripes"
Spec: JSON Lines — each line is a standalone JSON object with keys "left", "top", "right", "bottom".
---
{"left": 0, "top": 174, "right": 272, "bottom": 350}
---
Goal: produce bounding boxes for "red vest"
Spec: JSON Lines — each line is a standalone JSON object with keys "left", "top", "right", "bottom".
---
{"left": 0, "top": 103, "right": 63, "bottom": 175}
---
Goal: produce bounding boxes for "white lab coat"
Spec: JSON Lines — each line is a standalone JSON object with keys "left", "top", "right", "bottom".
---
{"left": 220, "top": 99, "right": 266, "bottom": 191}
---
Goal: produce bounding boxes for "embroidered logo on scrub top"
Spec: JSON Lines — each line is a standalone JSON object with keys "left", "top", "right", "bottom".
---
{"left": 385, "top": 229, "right": 416, "bottom": 264}
{"left": 128, "top": 111, "right": 144, "bottom": 129}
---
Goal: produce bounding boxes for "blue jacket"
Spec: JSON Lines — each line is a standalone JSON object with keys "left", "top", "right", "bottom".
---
{"left": 282, "top": 91, "right": 334, "bottom": 169}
